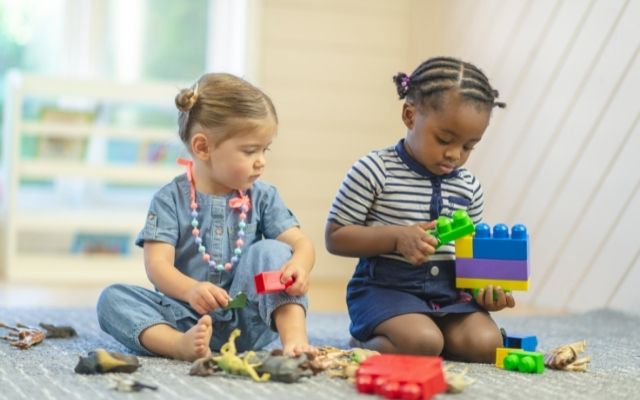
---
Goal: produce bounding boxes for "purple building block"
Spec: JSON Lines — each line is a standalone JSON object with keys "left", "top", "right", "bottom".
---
{"left": 455, "top": 258, "right": 529, "bottom": 280}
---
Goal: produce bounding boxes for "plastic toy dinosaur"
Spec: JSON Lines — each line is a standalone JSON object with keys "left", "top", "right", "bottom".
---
{"left": 213, "top": 329, "right": 270, "bottom": 382}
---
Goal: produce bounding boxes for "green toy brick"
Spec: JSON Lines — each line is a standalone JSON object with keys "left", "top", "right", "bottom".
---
{"left": 428, "top": 210, "right": 475, "bottom": 248}
{"left": 225, "top": 292, "right": 248, "bottom": 309}
{"left": 503, "top": 349, "right": 544, "bottom": 374}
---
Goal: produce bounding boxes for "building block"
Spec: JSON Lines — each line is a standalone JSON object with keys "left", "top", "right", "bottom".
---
{"left": 356, "top": 354, "right": 447, "bottom": 399}
{"left": 473, "top": 223, "right": 529, "bottom": 260}
{"left": 504, "top": 333, "right": 538, "bottom": 352}
{"left": 499, "top": 349, "right": 544, "bottom": 374}
{"left": 225, "top": 292, "right": 248, "bottom": 309}
{"left": 254, "top": 271, "right": 293, "bottom": 294}
{"left": 455, "top": 277, "right": 529, "bottom": 291}
{"left": 495, "top": 347, "right": 511, "bottom": 369}
{"left": 455, "top": 234, "right": 474, "bottom": 258}
{"left": 428, "top": 209, "right": 475, "bottom": 248}
{"left": 455, "top": 258, "right": 529, "bottom": 280}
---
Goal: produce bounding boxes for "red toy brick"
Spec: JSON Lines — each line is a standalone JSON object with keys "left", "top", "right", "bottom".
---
{"left": 355, "top": 354, "right": 446, "bottom": 400}
{"left": 254, "top": 271, "right": 293, "bottom": 294}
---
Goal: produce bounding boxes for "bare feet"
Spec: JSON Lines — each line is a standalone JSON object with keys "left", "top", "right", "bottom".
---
{"left": 175, "top": 315, "right": 213, "bottom": 361}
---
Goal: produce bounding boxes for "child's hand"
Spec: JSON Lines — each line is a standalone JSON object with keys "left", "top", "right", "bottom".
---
{"left": 474, "top": 285, "right": 516, "bottom": 311}
{"left": 280, "top": 261, "right": 310, "bottom": 296}
{"left": 395, "top": 222, "right": 438, "bottom": 265}
{"left": 186, "top": 282, "right": 230, "bottom": 314}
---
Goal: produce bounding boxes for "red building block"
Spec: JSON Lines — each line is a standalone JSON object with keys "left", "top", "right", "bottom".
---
{"left": 254, "top": 271, "right": 293, "bottom": 294}
{"left": 356, "top": 355, "right": 446, "bottom": 400}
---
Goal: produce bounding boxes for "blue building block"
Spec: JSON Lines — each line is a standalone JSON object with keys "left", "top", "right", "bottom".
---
{"left": 504, "top": 333, "right": 538, "bottom": 352}
{"left": 472, "top": 223, "right": 529, "bottom": 260}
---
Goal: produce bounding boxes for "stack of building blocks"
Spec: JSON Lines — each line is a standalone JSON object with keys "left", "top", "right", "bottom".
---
{"left": 495, "top": 348, "right": 545, "bottom": 374}
{"left": 428, "top": 209, "right": 476, "bottom": 249}
{"left": 355, "top": 354, "right": 447, "bottom": 400}
{"left": 254, "top": 271, "right": 294, "bottom": 294}
{"left": 455, "top": 222, "right": 530, "bottom": 292}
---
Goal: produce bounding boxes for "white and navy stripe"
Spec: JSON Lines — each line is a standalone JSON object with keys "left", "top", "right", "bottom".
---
{"left": 328, "top": 139, "right": 483, "bottom": 262}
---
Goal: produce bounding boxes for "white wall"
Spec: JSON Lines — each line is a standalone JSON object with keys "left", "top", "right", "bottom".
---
{"left": 256, "top": 0, "right": 639, "bottom": 314}
{"left": 424, "top": 0, "right": 640, "bottom": 314}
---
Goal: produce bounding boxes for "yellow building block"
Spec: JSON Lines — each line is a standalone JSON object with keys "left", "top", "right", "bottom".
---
{"left": 455, "top": 235, "right": 473, "bottom": 258}
{"left": 495, "top": 347, "right": 511, "bottom": 368}
{"left": 455, "top": 277, "right": 529, "bottom": 291}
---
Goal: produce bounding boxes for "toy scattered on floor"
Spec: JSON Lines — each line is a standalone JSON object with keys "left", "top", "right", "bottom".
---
{"left": 74, "top": 349, "right": 140, "bottom": 374}
{"left": 313, "top": 347, "right": 380, "bottom": 380}
{"left": 544, "top": 340, "right": 591, "bottom": 372}
{"left": 255, "top": 351, "right": 314, "bottom": 383}
{"left": 190, "top": 329, "right": 270, "bottom": 381}
{"left": 39, "top": 323, "right": 77, "bottom": 338}
{"left": 427, "top": 209, "right": 475, "bottom": 248}
{"left": 355, "top": 354, "right": 447, "bottom": 399}
{"left": 455, "top": 222, "right": 530, "bottom": 293}
{"left": 495, "top": 348, "right": 544, "bottom": 374}
{"left": 443, "top": 365, "right": 475, "bottom": 394}
{"left": 254, "top": 271, "right": 294, "bottom": 294}
{"left": 500, "top": 328, "right": 538, "bottom": 351}
{"left": 0, "top": 322, "right": 46, "bottom": 349}
{"left": 110, "top": 377, "right": 158, "bottom": 392}
{"left": 225, "top": 292, "right": 248, "bottom": 309}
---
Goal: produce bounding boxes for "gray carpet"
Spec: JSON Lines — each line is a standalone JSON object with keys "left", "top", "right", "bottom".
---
{"left": 0, "top": 307, "right": 639, "bottom": 400}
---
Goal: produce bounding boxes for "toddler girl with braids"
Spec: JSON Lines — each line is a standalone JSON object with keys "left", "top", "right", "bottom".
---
{"left": 98, "top": 73, "right": 315, "bottom": 361}
{"left": 326, "top": 57, "right": 513, "bottom": 363}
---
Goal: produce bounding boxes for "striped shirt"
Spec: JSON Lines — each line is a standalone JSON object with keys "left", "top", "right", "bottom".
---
{"left": 328, "top": 139, "right": 484, "bottom": 262}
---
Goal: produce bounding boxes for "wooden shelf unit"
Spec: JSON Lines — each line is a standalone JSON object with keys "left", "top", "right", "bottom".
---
{"left": 1, "top": 71, "right": 185, "bottom": 285}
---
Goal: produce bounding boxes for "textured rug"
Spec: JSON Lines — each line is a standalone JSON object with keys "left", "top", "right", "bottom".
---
{"left": 0, "top": 307, "right": 638, "bottom": 400}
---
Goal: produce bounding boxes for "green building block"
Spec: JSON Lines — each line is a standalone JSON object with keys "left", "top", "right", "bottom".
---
{"left": 503, "top": 349, "right": 544, "bottom": 374}
{"left": 225, "top": 292, "right": 248, "bottom": 309}
{"left": 428, "top": 209, "right": 475, "bottom": 248}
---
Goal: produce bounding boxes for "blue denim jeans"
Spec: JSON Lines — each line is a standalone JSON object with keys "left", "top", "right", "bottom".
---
{"left": 96, "top": 239, "right": 308, "bottom": 355}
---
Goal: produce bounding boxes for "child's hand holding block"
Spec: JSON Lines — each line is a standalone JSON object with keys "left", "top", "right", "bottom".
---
{"left": 254, "top": 271, "right": 294, "bottom": 294}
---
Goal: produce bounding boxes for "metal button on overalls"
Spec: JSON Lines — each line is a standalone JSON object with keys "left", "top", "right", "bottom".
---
{"left": 430, "top": 265, "right": 440, "bottom": 277}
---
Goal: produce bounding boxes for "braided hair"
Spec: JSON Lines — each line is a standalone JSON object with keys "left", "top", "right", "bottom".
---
{"left": 393, "top": 57, "right": 506, "bottom": 111}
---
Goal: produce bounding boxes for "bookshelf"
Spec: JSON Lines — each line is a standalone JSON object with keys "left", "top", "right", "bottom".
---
{"left": 1, "top": 71, "right": 185, "bottom": 285}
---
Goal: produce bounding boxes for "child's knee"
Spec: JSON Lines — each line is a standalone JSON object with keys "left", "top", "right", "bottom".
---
{"left": 243, "top": 239, "right": 292, "bottom": 271}
{"left": 400, "top": 329, "right": 445, "bottom": 355}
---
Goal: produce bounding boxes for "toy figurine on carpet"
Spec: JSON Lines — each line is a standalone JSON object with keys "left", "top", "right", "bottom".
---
{"left": 0, "top": 322, "right": 46, "bottom": 349}
{"left": 74, "top": 349, "right": 140, "bottom": 374}
{"left": 544, "top": 340, "right": 591, "bottom": 372}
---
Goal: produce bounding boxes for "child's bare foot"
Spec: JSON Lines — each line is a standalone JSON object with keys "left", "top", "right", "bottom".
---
{"left": 175, "top": 315, "right": 213, "bottom": 361}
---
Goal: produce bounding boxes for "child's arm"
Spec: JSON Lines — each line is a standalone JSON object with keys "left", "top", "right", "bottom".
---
{"left": 275, "top": 227, "right": 315, "bottom": 296}
{"left": 325, "top": 221, "right": 438, "bottom": 265}
{"left": 143, "top": 241, "right": 229, "bottom": 314}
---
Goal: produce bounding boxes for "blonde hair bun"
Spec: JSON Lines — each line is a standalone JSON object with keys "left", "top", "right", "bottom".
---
{"left": 175, "top": 86, "right": 198, "bottom": 112}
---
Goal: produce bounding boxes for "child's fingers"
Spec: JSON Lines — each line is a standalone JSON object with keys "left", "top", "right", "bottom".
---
{"left": 211, "top": 288, "right": 229, "bottom": 308}
{"left": 200, "top": 290, "right": 219, "bottom": 310}
{"left": 505, "top": 292, "right": 516, "bottom": 308}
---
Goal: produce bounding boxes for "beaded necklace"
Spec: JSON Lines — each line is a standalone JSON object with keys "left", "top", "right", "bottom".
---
{"left": 178, "top": 158, "right": 251, "bottom": 272}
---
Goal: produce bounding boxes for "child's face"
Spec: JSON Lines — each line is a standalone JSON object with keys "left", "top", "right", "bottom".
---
{"left": 403, "top": 91, "right": 490, "bottom": 175}
{"left": 206, "top": 118, "right": 277, "bottom": 193}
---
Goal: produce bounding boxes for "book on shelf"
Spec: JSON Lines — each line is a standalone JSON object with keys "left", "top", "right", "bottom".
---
{"left": 71, "top": 233, "right": 132, "bottom": 256}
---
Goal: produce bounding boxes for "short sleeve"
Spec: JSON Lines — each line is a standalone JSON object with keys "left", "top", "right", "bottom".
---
{"left": 258, "top": 185, "right": 299, "bottom": 239}
{"left": 135, "top": 192, "right": 179, "bottom": 247}
{"left": 467, "top": 176, "right": 484, "bottom": 225}
{"left": 327, "top": 152, "right": 386, "bottom": 226}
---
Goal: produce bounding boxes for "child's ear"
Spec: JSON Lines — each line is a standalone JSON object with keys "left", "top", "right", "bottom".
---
{"left": 191, "top": 133, "right": 210, "bottom": 160}
{"left": 402, "top": 103, "right": 415, "bottom": 129}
